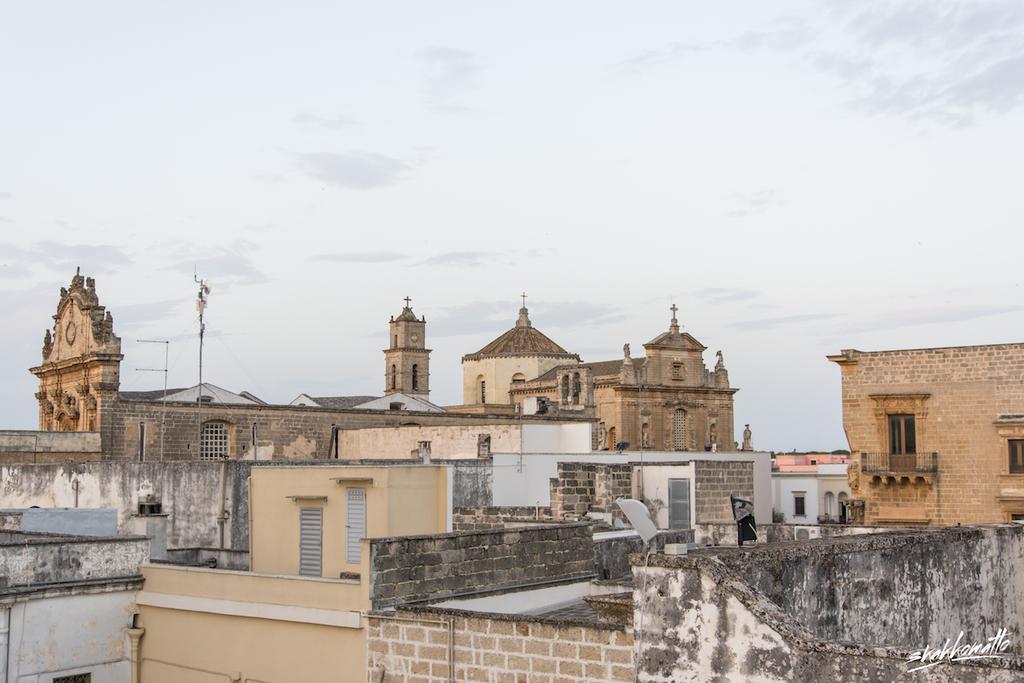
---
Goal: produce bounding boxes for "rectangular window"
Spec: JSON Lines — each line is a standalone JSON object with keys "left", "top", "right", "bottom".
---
{"left": 1010, "top": 440, "right": 1024, "bottom": 474}
{"left": 299, "top": 508, "right": 323, "bottom": 577}
{"left": 138, "top": 422, "right": 146, "bottom": 461}
{"left": 54, "top": 675, "right": 92, "bottom": 683}
{"left": 793, "top": 492, "right": 806, "bottom": 517}
{"left": 668, "top": 479, "right": 691, "bottom": 529}
{"left": 200, "top": 422, "right": 229, "bottom": 460}
{"left": 888, "top": 414, "right": 916, "bottom": 455}
{"left": 671, "top": 363, "right": 683, "bottom": 379}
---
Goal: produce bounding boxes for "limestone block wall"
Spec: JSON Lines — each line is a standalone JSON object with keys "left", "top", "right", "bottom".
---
{"left": 367, "top": 609, "right": 633, "bottom": 683}
{"left": 693, "top": 460, "right": 754, "bottom": 523}
{"left": 451, "top": 506, "right": 553, "bottom": 531}
{"left": 549, "top": 462, "right": 633, "bottom": 520}
{"left": 338, "top": 424, "right": 521, "bottom": 460}
{"left": 368, "top": 524, "right": 594, "bottom": 609}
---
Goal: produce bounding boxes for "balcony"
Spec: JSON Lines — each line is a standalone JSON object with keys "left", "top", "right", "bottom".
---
{"left": 860, "top": 452, "right": 938, "bottom": 485}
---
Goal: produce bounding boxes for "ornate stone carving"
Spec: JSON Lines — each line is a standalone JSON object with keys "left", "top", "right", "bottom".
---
{"left": 42, "top": 329, "right": 53, "bottom": 360}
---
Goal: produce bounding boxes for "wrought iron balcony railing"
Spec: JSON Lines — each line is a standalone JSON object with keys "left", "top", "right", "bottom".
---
{"left": 860, "top": 452, "right": 939, "bottom": 474}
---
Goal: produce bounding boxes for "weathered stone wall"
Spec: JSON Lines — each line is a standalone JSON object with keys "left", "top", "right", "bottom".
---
{"left": 368, "top": 524, "right": 594, "bottom": 608}
{"left": 450, "top": 460, "right": 493, "bottom": 508}
{"left": 633, "top": 553, "right": 1023, "bottom": 682}
{"left": 0, "top": 460, "right": 285, "bottom": 550}
{"left": 0, "top": 532, "right": 149, "bottom": 586}
{"left": 693, "top": 459, "right": 753, "bottom": 523}
{"left": 0, "top": 430, "right": 102, "bottom": 465}
{"left": 367, "top": 608, "right": 633, "bottom": 682}
{"left": 338, "top": 423, "right": 521, "bottom": 460}
{"left": 451, "top": 506, "right": 553, "bottom": 531}
{"left": 831, "top": 343, "right": 1024, "bottom": 524}
{"left": 713, "top": 525, "right": 1024, "bottom": 648}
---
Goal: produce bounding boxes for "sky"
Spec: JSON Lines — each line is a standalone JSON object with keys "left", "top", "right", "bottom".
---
{"left": 1, "top": 1, "right": 1022, "bottom": 451}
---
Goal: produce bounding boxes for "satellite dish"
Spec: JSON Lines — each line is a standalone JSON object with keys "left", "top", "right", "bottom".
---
{"left": 616, "top": 498, "right": 658, "bottom": 548}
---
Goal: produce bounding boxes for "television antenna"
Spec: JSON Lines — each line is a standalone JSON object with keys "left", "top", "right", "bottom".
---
{"left": 136, "top": 339, "right": 169, "bottom": 460}
{"left": 194, "top": 269, "right": 211, "bottom": 456}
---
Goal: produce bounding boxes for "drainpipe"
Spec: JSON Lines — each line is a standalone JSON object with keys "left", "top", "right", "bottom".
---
{"left": 127, "top": 626, "right": 145, "bottom": 683}
{"left": 0, "top": 607, "right": 10, "bottom": 682}
{"left": 217, "top": 460, "right": 230, "bottom": 549}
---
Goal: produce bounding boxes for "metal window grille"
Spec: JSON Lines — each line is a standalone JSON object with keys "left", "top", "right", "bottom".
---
{"left": 200, "top": 422, "right": 228, "bottom": 460}
{"left": 672, "top": 409, "right": 685, "bottom": 451}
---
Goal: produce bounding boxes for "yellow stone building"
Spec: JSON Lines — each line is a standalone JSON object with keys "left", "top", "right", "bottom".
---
{"left": 829, "top": 343, "right": 1024, "bottom": 526}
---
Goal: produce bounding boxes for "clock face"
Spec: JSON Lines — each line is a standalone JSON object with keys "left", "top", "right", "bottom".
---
{"left": 65, "top": 320, "right": 77, "bottom": 345}
{"left": 410, "top": 333, "right": 419, "bottom": 343}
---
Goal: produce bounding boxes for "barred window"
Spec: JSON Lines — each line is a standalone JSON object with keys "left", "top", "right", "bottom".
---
{"left": 200, "top": 422, "right": 228, "bottom": 460}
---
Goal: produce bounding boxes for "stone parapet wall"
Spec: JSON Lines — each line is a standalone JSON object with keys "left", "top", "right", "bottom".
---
{"left": 710, "top": 524, "right": 1024, "bottom": 648}
{"left": 367, "top": 609, "right": 633, "bottom": 683}
{"left": 634, "top": 548, "right": 1022, "bottom": 682}
{"left": 0, "top": 532, "right": 149, "bottom": 586}
{"left": 0, "top": 430, "right": 102, "bottom": 465}
{"left": 368, "top": 524, "right": 594, "bottom": 609}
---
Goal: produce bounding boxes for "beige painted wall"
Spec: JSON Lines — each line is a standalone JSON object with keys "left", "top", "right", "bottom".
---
{"left": 462, "top": 356, "right": 568, "bottom": 405}
{"left": 339, "top": 424, "right": 521, "bottom": 459}
{"left": 138, "top": 566, "right": 366, "bottom": 683}
{"left": 249, "top": 465, "right": 448, "bottom": 577}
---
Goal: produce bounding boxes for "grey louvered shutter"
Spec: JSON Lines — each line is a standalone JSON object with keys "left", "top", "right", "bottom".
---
{"left": 299, "top": 508, "right": 323, "bottom": 577}
{"left": 346, "top": 488, "right": 366, "bottom": 564}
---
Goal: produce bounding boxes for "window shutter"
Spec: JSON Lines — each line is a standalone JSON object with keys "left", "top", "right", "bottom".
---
{"left": 299, "top": 508, "right": 323, "bottom": 577}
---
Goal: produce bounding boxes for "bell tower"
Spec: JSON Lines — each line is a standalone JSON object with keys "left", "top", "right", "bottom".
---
{"left": 384, "top": 297, "right": 430, "bottom": 400}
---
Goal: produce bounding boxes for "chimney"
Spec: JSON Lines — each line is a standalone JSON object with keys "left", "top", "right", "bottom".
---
{"left": 418, "top": 440, "right": 432, "bottom": 463}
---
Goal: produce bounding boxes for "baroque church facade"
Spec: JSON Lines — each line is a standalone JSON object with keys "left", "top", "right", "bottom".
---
{"left": 462, "top": 303, "right": 737, "bottom": 451}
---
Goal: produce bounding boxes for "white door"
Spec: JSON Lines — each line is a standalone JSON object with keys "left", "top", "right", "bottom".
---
{"left": 346, "top": 488, "right": 367, "bottom": 564}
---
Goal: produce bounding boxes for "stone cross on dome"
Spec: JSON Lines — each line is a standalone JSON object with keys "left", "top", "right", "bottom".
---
{"left": 516, "top": 292, "right": 531, "bottom": 328}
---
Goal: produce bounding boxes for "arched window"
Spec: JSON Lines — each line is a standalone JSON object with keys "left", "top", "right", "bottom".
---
{"left": 824, "top": 492, "right": 835, "bottom": 520}
{"left": 478, "top": 377, "right": 486, "bottom": 403}
{"left": 200, "top": 422, "right": 229, "bottom": 460}
{"left": 672, "top": 409, "right": 686, "bottom": 451}
{"left": 412, "top": 364, "right": 419, "bottom": 390}
{"left": 838, "top": 492, "right": 849, "bottom": 523}
{"left": 561, "top": 375, "right": 570, "bottom": 403}
{"left": 390, "top": 364, "right": 397, "bottom": 390}
{"left": 571, "top": 373, "right": 581, "bottom": 405}
{"left": 511, "top": 372, "right": 526, "bottom": 383}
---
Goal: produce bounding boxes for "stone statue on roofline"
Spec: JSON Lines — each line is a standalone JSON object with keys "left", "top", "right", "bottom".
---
{"left": 742, "top": 424, "right": 753, "bottom": 451}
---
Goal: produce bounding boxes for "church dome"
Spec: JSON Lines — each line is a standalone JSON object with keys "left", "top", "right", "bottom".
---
{"left": 462, "top": 306, "right": 578, "bottom": 361}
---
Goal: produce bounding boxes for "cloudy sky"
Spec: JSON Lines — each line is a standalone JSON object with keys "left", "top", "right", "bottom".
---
{"left": 2, "top": 2, "right": 1022, "bottom": 450}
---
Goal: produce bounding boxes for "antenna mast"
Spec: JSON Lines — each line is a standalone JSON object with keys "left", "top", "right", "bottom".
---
{"left": 136, "top": 339, "right": 170, "bottom": 460}
{"left": 195, "top": 270, "right": 210, "bottom": 457}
